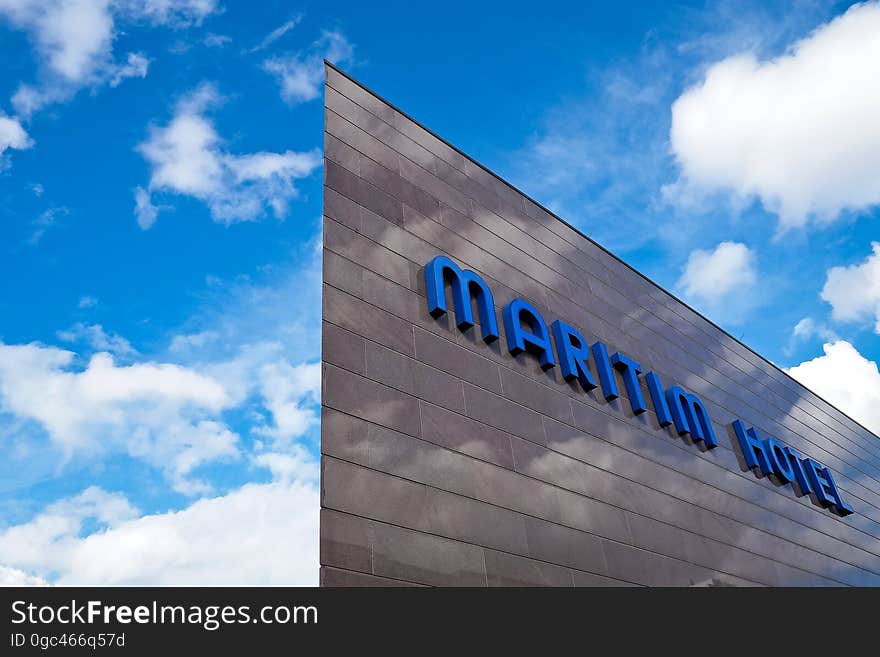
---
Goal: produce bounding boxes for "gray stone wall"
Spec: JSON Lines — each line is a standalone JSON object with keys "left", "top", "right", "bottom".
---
{"left": 319, "top": 63, "right": 880, "bottom": 586}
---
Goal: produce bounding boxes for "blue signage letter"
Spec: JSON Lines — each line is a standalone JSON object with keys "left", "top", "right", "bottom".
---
{"left": 503, "top": 298, "right": 556, "bottom": 370}
{"left": 803, "top": 459, "right": 854, "bottom": 515}
{"left": 611, "top": 352, "right": 647, "bottom": 414}
{"left": 784, "top": 446, "right": 814, "bottom": 497}
{"left": 666, "top": 387, "right": 718, "bottom": 448}
{"left": 551, "top": 320, "right": 596, "bottom": 391}
{"left": 645, "top": 372, "right": 672, "bottom": 427}
{"left": 591, "top": 341, "right": 619, "bottom": 401}
{"left": 732, "top": 420, "right": 773, "bottom": 475}
{"left": 425, "top": 255, "right": 499, "bottom": 343}
{"left": 764, "top": 437, "right": 796, "bottom": 483}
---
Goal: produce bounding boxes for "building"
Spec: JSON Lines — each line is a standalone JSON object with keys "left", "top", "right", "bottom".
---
{"left": 319, "top": 63, "right": 880, "bottom": 586}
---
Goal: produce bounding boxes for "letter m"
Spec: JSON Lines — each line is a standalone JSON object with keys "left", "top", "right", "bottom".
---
{"left": 665, "top": 386, "right": 718, "bottom": 448}
{"left": 425, "top": 255, "right": 499, "bottom": 343}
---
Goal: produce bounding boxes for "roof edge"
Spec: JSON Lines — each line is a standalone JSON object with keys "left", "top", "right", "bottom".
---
{"left": 322, "top": 60, "right": 880, "bottom": 443}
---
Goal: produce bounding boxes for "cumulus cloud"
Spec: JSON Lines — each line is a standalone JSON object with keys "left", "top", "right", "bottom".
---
{"left": 0, "top": 565, "right": 49, "bottom": 586}
{"left": 0, "top": 342, "right": 237, "bottom": 493}
{"left": 108, "top": 51, "right": 149, "bottom": 87}
{"left": 0, "top": 115, "right": 32, "bottom": 156}
{"left": 255, "top": 361, "right": 321, "bottom": 443}
{"left": 0, "top": 0, "right": 219, "bottom": 117}
{"left": 0, "top": 476, "right": 318, "bottom": 584}
{"left": 668, "top": 2, "right": 880, "bottom": 228}
{"left": 135, "top": 84, "right": 321, "bottom": 226}
{"left": 56, "top": 322, "right": 136, "bottom": 356}
{"left": 786, "top": 340, "right": 880, "bottom": 436}
{"left": 784, "top": 317, "right": 838, "bottom": 357}
{"left": 77, "top": 295, "right": 98, "bottom": 309}
{"left": 677, "top": 241, "right": 757, "bottom": 319}
{"left": 821, "top": 241, "right": 880, "bottom": 333}
{"left": 0, "top": 234, "right": 324, "bottom": 583}
{"left": 263, "top": 30, "right": 353, "bottom": 104}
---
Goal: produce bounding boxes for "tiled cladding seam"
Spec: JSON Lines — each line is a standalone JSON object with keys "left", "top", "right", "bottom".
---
{"left": 321, "top": 479, "right": 769, "bottom": 587}
{"left": 321, "top": 263, "right": 880, "bottom": 562}
{"left": 324, "top": 63, "right": 880, "bottom": 457}
{"left": 323, "top": 303, "right": 880, "bottom": 574}
{"left": 320, "top": 395, "right": 878, "bottom": 586}
{"left": 321, "top": 212, "right": 880, "bottom": 543}
{"left": 320, "top": 232, "right": 880, "bottom": 550}
{"left": 321, "top": 219, "right": 880, "bottom": 550}
{"left": 321, "top": 510, "right": 648, "bottom": 587}
{"left": 321, "top": 326, "right": 880, "bottom": 584}
{"left": 324, "top": 107, "right": 880, "bottom": 486}
{"left": 322, "top": 175, "right": 880, "bottom": 527}
{"left": 320, "top": 566, "right": 428, "bottom": 587}
{"left": 322, "top": 145, "right": 880, "bottom": 514}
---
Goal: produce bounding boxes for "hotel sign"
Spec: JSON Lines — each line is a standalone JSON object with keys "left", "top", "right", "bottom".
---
{"left": 425, "top": 255, "right": 854, "bottom": 517}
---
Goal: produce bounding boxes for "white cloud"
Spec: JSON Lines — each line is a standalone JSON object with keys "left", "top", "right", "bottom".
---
{"left": 136, "top": 84, "right": 321, "bottom": 226}
{"left": 785, "top": 317, "right": 838, "bottom": 357}
{"left": 0, "top": 478, "right": 318, "bottom": 585}
{"left": 263, "top": 30, "right": 353, "bottom": 104}
{"left": 0, "top": 0, "right": 115, "bottom": 85}
{"left": 0, "top": 342, "right": 237, "bottom": 493}
{"left": 668, "top": 2, "right": 880, "bottom": 228}
{"left": 0, "top": 565, "right": 49, "bottom": 586}
{"left": 786, "top": 340, "right": 880, "bottom": 436}
{"left": 0, "top": 232, "right": 324, "bottom": 583}
{"left": 246, "top": 15, "right": 301, "bottom": 54}
{"left": 109, "top": 51, "right": 149, "bottom": 87}
{"left": 0, "top": 487, "right": 138, "bottom": 578}
{"left": 792, "top": 317, "right": 836, "bottom": 341}
{"left": 133, "top": 185, "right": 159, "bottom": 229}
{"left": 0, "top": 115, "right": 32, "bottom": 156}
{"left": 56, "top": 322, "right": 136, "bottom": 356}
{"left": 169, "top": 330, "right": 219, "bottom": 352}
{"left": 1, "top": 0, "right": 219, "bottom": 117}
{"left": 78, "top": 295, "right": 98, "bottom": 309}
{"left": 119, "top": 0, "right": 217, "bottom": 27}
{"left": 202, "top": 32, "right": 230, "bottom": 48}
{"left": 677, "top": 241, "right": 757, "bottom": 307}
{"left": 255, "top": 361, "right": 320, "bottom": 443}
{"left": 253, "top": 444, "right": 318, "bottom": 484}
{"left": 27, "top": 206, "right": 68, "bottom": 245}
{"left": 821, "top": 241, "right": 880, "bottom": 333}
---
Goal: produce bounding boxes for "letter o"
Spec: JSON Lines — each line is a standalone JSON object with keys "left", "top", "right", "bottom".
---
{"left": 765, "top": 438, "right": 795, "bottom": 483}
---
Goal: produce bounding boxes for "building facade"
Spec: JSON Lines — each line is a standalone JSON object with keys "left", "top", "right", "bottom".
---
{"left": 319, "top": 63, "right": 880, "bottom": 586}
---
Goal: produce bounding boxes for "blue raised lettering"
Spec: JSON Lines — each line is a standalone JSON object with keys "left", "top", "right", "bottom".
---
{"left": 590, "top": 341, "right": 619, "bottom": 401}
{"left": 764, "top": 437, "right": 795, "bottom": 483}
{"left": 783, "top": 446, "right": 814, "bottom": 497}
{"left": 503, "top": 298, "right": 556, "bottom": 370}
{"left": 425, "top": 255, "right": 499, "bottom": 343}
{"left": 551, "top": 320, "right": 596, "bottom": 391}
{"left": 645, "top": 372, "right": 672, "bottom": 426}
{"left": 610, "top": 352, "right": 647, "bottom": 414}
{"left": 666, "top": 386, "right": 718, "bottom": 448}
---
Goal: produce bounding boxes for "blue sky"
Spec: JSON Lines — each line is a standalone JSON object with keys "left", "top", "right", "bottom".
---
{"left": 1, "top": 0, "right": 880, "bottom": 584}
